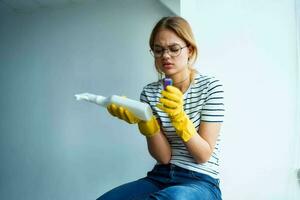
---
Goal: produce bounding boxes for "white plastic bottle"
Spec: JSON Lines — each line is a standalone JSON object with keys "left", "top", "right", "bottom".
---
{"left": 74, "top": 93, "right": 153, "bottom": 121}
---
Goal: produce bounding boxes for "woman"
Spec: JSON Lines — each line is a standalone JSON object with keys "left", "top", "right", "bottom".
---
{"left": 97, "top": 16, "right": 225, "bottom": 200}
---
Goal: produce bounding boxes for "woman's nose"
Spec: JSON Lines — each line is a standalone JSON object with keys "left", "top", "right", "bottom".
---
{"left": 162, "top": 49, "right": 171, "bottom": 58}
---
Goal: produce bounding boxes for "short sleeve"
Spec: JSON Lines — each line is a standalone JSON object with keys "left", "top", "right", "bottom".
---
{"left": 140, "top": 87, "right": 159, "bottom": 118}
{"left": 140, "top": 88, "right": 148, "bottom": 104}
{"left": 200, "top": 78, "right": 225, "bottom": 123}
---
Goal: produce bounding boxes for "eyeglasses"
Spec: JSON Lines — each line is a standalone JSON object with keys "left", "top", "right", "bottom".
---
{"left": 150, "top": 44, "right": 188, "bottom": 58}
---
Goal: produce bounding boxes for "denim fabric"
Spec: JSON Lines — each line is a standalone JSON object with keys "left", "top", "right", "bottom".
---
{"left": 96, "top": 164, "right": 222, "bottom": 200}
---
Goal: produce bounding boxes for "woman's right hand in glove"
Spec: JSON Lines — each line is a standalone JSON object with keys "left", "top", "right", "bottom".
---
{"left": 107, "top": 104, "right": 160, "bottom": 137}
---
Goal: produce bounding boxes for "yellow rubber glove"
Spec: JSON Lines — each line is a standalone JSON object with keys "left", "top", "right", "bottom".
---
{"left": 157, "top": 86, "right": 196, "bottom": 142}
{"left": 107, "top": 104, "right": 160, "bottom": 137}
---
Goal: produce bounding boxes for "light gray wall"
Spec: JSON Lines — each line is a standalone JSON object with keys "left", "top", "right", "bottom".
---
{"left": 181, "top": 0, "right": 299, "bottom": 199}
{"left": 0, "top": 0, "right": 172, "bottom": 199}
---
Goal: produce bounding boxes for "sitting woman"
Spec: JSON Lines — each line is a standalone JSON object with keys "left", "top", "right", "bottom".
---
{"left": 97, "top": 16, "right": 225, "bottom": 200}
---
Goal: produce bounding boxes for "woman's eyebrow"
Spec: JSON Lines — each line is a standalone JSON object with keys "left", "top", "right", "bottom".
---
{"left": 153, "top": 43, "right": 180, "bottom": 47}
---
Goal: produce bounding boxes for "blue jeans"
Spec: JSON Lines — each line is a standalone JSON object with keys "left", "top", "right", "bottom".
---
{"left": 96, "top": 163, "right": 222, "bottom": 200}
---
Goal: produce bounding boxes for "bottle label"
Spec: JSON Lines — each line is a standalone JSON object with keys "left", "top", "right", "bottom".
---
{"left": 163, "top": 78, "right": 173, "bottom": 89}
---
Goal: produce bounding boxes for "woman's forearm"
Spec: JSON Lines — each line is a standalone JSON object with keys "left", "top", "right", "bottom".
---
{"left": 184, "top": 133, "right": 212, "bottom": 163}
{"left": 185, "top": 122, "right": 221, "bottom": 164}
{"left": 146, "top": 131, "right": 171, "bottom": 164}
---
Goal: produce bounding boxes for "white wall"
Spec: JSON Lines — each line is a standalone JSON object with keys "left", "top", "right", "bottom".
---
{"left": 181, "top": 0, "right": 299, "bottom": 199}
{"left": 0, "top": 0, "right": 171, "bottom": 199}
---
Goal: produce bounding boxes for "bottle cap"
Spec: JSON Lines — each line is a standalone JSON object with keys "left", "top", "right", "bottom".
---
{"left": 164, "top": 78, "right": 173, "bottom": 89}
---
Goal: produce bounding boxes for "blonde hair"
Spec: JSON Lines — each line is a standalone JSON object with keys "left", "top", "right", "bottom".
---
{"left": 149, "top": 16, "right": 198, "bottom": 81}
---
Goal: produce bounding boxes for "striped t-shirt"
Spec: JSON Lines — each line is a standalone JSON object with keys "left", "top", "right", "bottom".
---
{"left": 140, "top": 73, "right": 225, "bottom": 179}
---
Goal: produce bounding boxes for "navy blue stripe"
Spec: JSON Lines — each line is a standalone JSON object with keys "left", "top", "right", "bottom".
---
{"left": 207, "top": 85, "right": 222, "bottom": 93}
{"left": 186, "top": 109, "right": 200, "bottom": 116}
{"left": 206, "top": 90, "right": 224, "bottom": 97}
{"left": 193, "top": 84, "right": 208, "bottom": 90}
{"left": 208, "top": 79, "right": 219, "bottom": 86}
{"left": 205, "top": 103, "right": 224, "bottom": 106}
{"left": 206, "top": 97, "right": 224, "bottom": 102}
{"left": 185, "top": 103, "right": 204, "bottom": 110}
{"left": 200, "top": 120, "right": 223, "bottom": 123}
{"left": 183, "top": 99, "right": 203, "bottom": 106}
{"left": 202, "top": 108, "right": 225, "bottom": 111}
{"left": 207, "top": 161, "right": 219, "bottom": 167}
{"left": 201, "top": 114, "right": 224, "bottom": 117}
{"left": 185, "top": 96, "right": 206, "bottom": 102}
{"left": 144, "top": 90, "right": 160, "bottom": 95}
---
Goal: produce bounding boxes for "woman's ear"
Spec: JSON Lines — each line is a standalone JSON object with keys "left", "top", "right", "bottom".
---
{"left": 188, "top": 45, "right": 193, "bottom": 57}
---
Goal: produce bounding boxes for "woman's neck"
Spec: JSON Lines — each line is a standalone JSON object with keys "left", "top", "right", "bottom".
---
{"left": 167, "top": 70, "right": 191, "bottom": 93}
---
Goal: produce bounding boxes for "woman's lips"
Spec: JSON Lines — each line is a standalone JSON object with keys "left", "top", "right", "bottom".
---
{"left": 162, "top": 63, "right": 173, "bottom": 69}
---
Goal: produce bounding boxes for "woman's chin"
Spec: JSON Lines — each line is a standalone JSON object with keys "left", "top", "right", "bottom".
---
{"left": 161, "top": 69, "right": 176, "bottom": 76}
